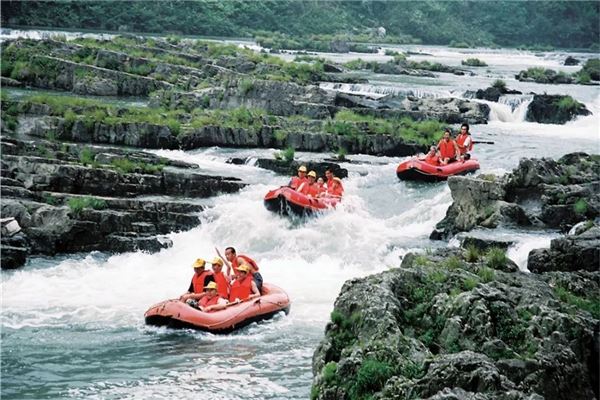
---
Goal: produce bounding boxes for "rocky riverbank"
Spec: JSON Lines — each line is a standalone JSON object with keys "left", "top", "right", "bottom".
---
{"left": 311, "top": 244, "right": 599, "bottom": 400}
{"left": 431, "top": 153, "right": 599, "bottom": 240}
{"left": 312, "top": 152, "right": 599, "bottom": 399}
{"left": 0, "top": 135, "right": 244, "bottom": 269}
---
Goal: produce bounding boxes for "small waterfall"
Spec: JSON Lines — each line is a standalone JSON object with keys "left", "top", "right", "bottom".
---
{"left": 488, "top": 94, "right": 534, "bottom": 123}
{"left": 319, "top": 82, "right": 453, "bottom": 99}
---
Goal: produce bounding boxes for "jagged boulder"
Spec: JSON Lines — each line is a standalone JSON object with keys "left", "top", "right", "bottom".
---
{"left": 528, "top": 225, "right": 600, "bottom": 273}
{"left": 432, "top": 153, "right": 600, "bottom": 239}
{"left": 526, "top": 95, "right": 591, "bottom": 124}
{"left": 312, "top": 248, "right": 598, "bottom": 400}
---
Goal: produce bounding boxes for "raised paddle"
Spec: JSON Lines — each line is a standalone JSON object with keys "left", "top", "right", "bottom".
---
{"left": 472, "top": 140, "right": 495, "bottom": 145}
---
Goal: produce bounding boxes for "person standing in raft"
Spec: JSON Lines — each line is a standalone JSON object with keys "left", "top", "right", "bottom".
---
{"left": 216, "top": 246, "right": 263, "bottom": 293}
{"left": 198, "top": 282, "right": 229, "bottom": 312}
{"left": 211, "top": 257, "right": 231, "bottom": 299}
{"left": 179, "top": 258, "right": 214, "bottom": 303}
{"left": 456, "top": 123, "right": 473, "bottom": 160}
{"left": 289, "top": 165, "right": 308, "bottom": 190}
{"left": 437, "top": 129, "right": 459, "bottom": 165}
{"left": 298, "top": 170, "right": 320, "bottom": 197}
{"left": 229, "top": 265, "right": 260, "bottom": 303}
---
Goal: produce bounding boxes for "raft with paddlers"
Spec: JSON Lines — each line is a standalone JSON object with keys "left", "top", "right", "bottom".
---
{"left": 264, "top": 186, "right": 340, "bottom": 217}
{"left": 144, "top": 283, "right": 291, "bottom": 333}
{"left": 396, "top": 157, "right": 480, "bottom": 182}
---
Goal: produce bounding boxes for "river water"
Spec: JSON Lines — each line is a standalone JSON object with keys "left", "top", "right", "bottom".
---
{"left": 1, "top": 30, "right": 599, "bottom": 399}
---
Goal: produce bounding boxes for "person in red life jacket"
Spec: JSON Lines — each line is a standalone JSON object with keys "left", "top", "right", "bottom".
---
{"left": 456, "top": 123, "right": 473, "bottom": 160}
{"left": 326, "top": 177, "right": 344, "bottom": 198}
{"left": 179, "top": 258, "right": 215, "bottom": 303}
{"left": 437, "top": 129, "right": 459, "bottom": 165}
{"left": 289, "top": 165, "right": 308, "bottom": 190}
{"left": 217, "top": 246, "right": 263, "bottom": 292}
{"left": 316, "top": 177, "right": 326, "bottom": 195}
{"left": 198, "top": 282, "right": 229, "bottom": 312}
{"left": 298, "top": 170, "right": 319, "bottom": 197}
{"left": 211, "top": 257, "right": 231, "bottom": 299}
{"left": 420, "top": 146, "right": 440, "bottom": 166}
{"left": 228, "top": 265, "right": 260, "bottom": 303}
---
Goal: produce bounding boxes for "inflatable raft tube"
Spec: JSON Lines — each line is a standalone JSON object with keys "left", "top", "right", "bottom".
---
{"left": 396, "top": 157, "right": 480, "bottom": 182}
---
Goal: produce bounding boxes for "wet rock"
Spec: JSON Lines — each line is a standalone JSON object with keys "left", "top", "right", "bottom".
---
{"left": 458, "top": 233, "right": 515, "bottom": 252}
{"left": 564, "top": 56, "right": 580, "bottom": 66}
{"left": 312, "top": 248, "right": 598, "bottom": 400}
{"left": 254, "top": 159, "right": 348, "bottom": 178}
{"left": 526, "top": 94, "right": 591, "bottom": 124}
{"left": 433, "top": 153, "right": 600, "bottom": 239}
{"left": 528, "top": 225, "right": 600, "bottom": 273}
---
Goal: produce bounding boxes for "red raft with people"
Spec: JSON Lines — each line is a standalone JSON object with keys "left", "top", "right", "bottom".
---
{"left": 264, "top": 187, "right": 340, "bottom": 217}
{"left": 396, "top": 157, "right": 480, "bottom": 182}
{"left": 144, "top": 283, "right": 291, "bottom": 333}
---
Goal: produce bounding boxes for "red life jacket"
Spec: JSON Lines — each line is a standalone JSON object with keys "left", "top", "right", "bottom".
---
{"left": 327, "top": 180, "right": 344, "bottom": 197}
{"left": 213, "top": 271, "right": 230, "bottom": 298}
{"left": 232, "top": 254, "right": 259, "bottom": 272}
{"left": 229, "top": 274, "right": 254, "bottom": 301}
{"left": 456, "top": 133, "right": 473, "bottom": 154}
{"left": 191, "top": 271, "right": 213, "bottom": 293}
{"left": 200, "top": 294, "right": 221, "bottom": 308}
{"left": 290, "top": 176, "right": 307, "bottom": 190}
{"left": 299, "top": 182, "right": 319, "bottom": 197}
{"left": 438, "top": 139, "right": 457, "bottom": 159}
{"left": 424, "top": 153, "right": 440, "bottom": 166}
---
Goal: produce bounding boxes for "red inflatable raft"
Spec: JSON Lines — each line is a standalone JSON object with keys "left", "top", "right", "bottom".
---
{"left": 264, "top": 186, "right": 340, "bottom": 217}
{"left": 144, "top": 284, "right": 291, "bottom": 333}
{"left": 396, "top": 157, "right": 480, "bottom": 182}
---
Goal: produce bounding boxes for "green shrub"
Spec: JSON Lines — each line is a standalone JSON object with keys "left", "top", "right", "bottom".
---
{"left": 556, "top": 95, "right": 581, "bottom": 113}
{"left": 68, "top": 196, "right": 107, "bottom": 214}
{"left": 322, "top": 361, "right": 338, "bottom": 384}
{"left": 492, "top": 79, "right": 507, "bottom": 90}
{"left": 166, "top": 119, "right": 181, "bottom": 136}
{"left": 486, "top": 247, "right": 508, "bottom": 270}
{"left": 461, "top": 58, "right": 487, "bottom": 67}
{"left": 79, "top": 148, "right": 95, "bottom": 165}
{"left": 442, "top": 255, "right": 463, "bottom": 270}
{"left": 554, "top": 286, "right": 600, "bottom": 319}
{"left": 477, "top": 266, "right": 495, "bottom": 283}
{"left": 336, "top": 146, "right": 347, "bottom": 161}
{"left": 350, "top": 358, "right": 394, "bottom": 398}
{"left": 581, "top": 58, "right": 600, "bottom": 80}
{"left": 239, "top": 78, "right": 254, "bottom": 95}
{"left": 273, "top": 129, "right": 288, "bottom": 142}
{"left": 463, "top": 277, "right": 479, "bottom": 290}
{"left": 282, "top": 147, "right": 295, "bottom": 163}
{"left": 63, "top": 108, "right": 77, "bottom": 126}
{"left": 573, "top": 198, "right": 588, "bottom": 215}
{"left": 449, "top": 40, "right": 470, "bottom": 48}
{"left": 464, "top": 245, "right": 480, "bottom": 263}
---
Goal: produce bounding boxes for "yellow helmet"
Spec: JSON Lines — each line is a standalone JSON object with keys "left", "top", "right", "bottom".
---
{"left": 308, "top": 170, "right": 317, "bottom": 178}
{"left": 237, "top": 264, "right": 251, "bottom": 272}
{"left": 298, "top": 165, "right": 307, "bottom": 172}
{"left": 192, "top": 258, "right": 206, "bottom": 269}
{"left": 211, "top": 257, "right": 224, "bottom": 266}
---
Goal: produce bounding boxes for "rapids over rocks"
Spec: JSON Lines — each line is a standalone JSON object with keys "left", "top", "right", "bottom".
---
{"left": 1, "top": 29, "right": 599, "bottom": 399}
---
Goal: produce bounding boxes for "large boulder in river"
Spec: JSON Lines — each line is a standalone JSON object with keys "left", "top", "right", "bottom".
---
{"left": 432, "top": 153, "right": 600, "bottom": 239}
{"left": 311, "top": 248, "right": 599, "bottom": 400}
{"left": 526, "top": 94, "right": 591, "bottom": 124}
{"left": 528, "top": 224, "right": 600, "bottom": 273}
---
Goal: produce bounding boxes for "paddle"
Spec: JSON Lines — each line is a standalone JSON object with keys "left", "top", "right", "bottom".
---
{"left": 473, "top": 140, "right": 495, "bottom": 145}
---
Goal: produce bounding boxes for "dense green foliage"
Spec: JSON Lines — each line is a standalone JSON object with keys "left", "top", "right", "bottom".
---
{"left": 2, "top": 1, "right": 598, "bottom": 49}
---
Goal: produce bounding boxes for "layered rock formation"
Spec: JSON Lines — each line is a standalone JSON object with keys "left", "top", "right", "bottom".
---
{"left": 0, "top": 136, "right": 244, "bottom": 269}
